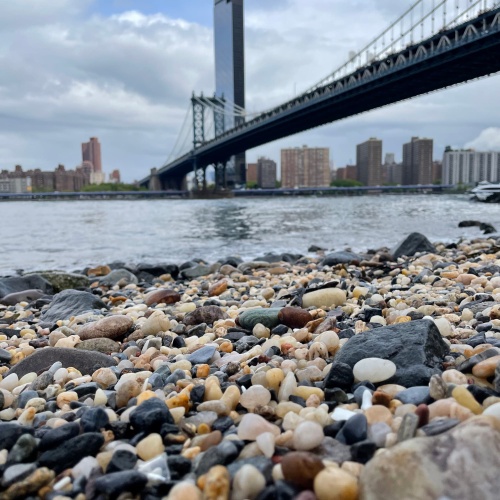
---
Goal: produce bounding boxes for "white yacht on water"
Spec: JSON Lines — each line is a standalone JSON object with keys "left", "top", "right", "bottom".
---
{"left": 470, "top": 181, "right": 500, "bottom": 202}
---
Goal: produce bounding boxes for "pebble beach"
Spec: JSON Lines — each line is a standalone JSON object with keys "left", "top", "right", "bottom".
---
{"left": 2, "top": 232, "right": 500, "bottom": 499}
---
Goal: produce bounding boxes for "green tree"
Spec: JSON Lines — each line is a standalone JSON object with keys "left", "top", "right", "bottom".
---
{"left": 330, "top": 179, "right": 363, "bottom": 187}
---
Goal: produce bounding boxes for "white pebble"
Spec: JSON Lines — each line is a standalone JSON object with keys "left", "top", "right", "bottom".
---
{"left": 353, "top": 358, "right": 396, "bottom": 383}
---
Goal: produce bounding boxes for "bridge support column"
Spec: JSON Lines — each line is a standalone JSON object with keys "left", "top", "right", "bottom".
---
{"left": 149, "top": 168, "right": 162, "bottom": 191}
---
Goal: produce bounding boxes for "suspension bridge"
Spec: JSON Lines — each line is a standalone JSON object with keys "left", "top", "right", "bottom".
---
{"left": 139, "top": 0, "right": 500, "bottom": 191}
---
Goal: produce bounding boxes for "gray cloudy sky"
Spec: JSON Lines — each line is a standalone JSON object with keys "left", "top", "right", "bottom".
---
{"left": 0, "top": 0, "right": 499, "bottom": 182}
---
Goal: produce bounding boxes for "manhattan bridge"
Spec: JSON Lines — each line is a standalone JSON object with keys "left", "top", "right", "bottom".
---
{"left": 139, "top": 0, "right": 500, "bottom": 191}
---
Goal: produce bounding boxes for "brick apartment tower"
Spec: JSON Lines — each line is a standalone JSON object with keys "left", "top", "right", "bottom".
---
{"left": 402, "top": 137, "right": 433, "bottom": 185}
{"left": 356, "top": 138, "right": 382, "bottom": 186}
{"left": 281, "top": 146, "right": 330, "bottom": 188}
{"left": 81, "top": 137, "right": 102, "bottom": 173}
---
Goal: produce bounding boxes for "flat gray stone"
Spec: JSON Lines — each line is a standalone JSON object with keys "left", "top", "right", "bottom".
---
{"left": 7, "top": 347, "right": 116, "bottom": 378}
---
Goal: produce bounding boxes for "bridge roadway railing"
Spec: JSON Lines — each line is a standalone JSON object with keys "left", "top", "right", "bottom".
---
{"left": 142, "top": 6, "right": 500, "bottom": 186}
{"left": 201, "top": 6, "right": 500, "bottom": 148}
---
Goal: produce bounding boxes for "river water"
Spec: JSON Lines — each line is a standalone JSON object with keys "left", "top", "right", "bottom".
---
{"left": 1, "top": 194, "right": 498, "bottom": 274}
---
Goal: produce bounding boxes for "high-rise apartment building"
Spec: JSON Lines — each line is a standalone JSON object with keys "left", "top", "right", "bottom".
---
{"left": 214, "top": 0, "right": 246, "bottom": 187}
{"left": 257, "top": 157, "right": 277, "bottom": 188}
{"left": 356, "top": 138, "right": 382, "bottom": 186}
{"left": 442, "top": 148, "right": 500, "bottom": 185}
{"left": 246, "top": 163, "right": 258, "bottom": 184}
{"left": 82, "top": 137, "right": 102, "bottom": 173}
{"left": 402, "top": 137, "right": 433, "bottom": 185}
{"left": 281, "top": 146, "right": 330, "bottom": 188}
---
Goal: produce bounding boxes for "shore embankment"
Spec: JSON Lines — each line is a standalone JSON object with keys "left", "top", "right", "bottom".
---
{"left": 1, "top": 233, "right": 500, "bottom": 499}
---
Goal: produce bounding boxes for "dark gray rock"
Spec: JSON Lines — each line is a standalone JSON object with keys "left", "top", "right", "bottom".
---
{"left": 1, "top": 463, "right": 36, "bottom": 488}
{"left": 333, "top": 319, "right": 449, "bottom": 387}
{"left": 80, "top": 407, "right": 109, "bottom": 432}
{"left": 196, "top": 441, "right": 239, "bottom": 476}
{"left": 99, "top": 268, "right": 138, "bottom": 286}
{"left": 17, "top": 390, "right": 39, "bottom": 409}
{"left": 186, "top": 345, "right": 217, "bottom": 365}
{"left": 24, "top": 272, "right": 89, "bottom": 293}
{"left": 39, "top": 422, "right": 80, "bottom": 451}
{"left": 0, "top": 347, "right": 12, "bottom": 363}
{"left": 136, "top": 263, "right": 179, "bottom": 279}
{"left": 393, "top": 365, "right": 442, "bottom": 387}
{"left": 181, "top": 264, "right": 218, "bottom": 279}
{"left": 0, "top": 289, "right": 46, "bottom": 306}
{"left": 129, "top": 398, "right": 174, "bottom": 434}
{"left": 0, "top": 423, "right": 34, "bottom": 451}
{"left": 324, "top": 362, "right": 354, "bottom": 391}
{"left": 321, "top": 251, "right": 364, "bottom": 266}
{"left": 336, "top": 413, "right": 368, "bottom": 445}
{"left": 7, "top": 434, "right": 38, "bottom": 464}
{"left": 94, "top": 470, "right": 148, "bottom": 496}
{"left": 391, "top": 232, "right": 436, "bottom": 259}
{"left": 420, "top": 418, "right": 460, "bottom": 436}
{"left": 0, "top": 275, "right": 53, "bottom": 299}
{"left": 107, "top": 449, "right": 138, "bottom": 474}
{"left": 75, "top": 337, "right": 120, "bottom": 354}
{"left": 7, "top": 347, "right": 116, "bottom": 378}
{"left": 183, "top": 305, "right": 228, "bottom": 326}
{"left": 395, "top": 386, "right": 433, "bottom": 405}
{"left": 39, "top": 432, "right": 105, "bottom": 473}
{"left": 39, "top": 289, "right": 107, "bottom": 327}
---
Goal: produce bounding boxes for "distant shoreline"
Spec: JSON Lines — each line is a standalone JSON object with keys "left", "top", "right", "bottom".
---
{"left": 0, "top": 185, "right": 456, "bottom": 201}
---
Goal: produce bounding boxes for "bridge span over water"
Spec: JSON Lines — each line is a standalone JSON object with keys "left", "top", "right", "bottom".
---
{"left": 139, "top": 2, "right": 500, "bottom": 191}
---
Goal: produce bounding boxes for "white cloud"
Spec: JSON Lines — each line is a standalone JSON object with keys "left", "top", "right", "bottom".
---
{"left": 0, "top": 0, "right": 499, "bottom": 180}
{"left": 465, "top": 128, "right": 500, "bottom": 151}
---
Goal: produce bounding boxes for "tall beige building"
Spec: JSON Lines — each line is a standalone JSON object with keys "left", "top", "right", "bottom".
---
{"left": 82, "top": 137, "right": 102, "bottom": 173}
{"left": 281, "top": 146, "right": 330, "bottom": 188}
{"left": 356, "top": 138, "right": 382, "bottom": 186}
{"left": 402, "top": 137, "right": 433, "bottom": 185}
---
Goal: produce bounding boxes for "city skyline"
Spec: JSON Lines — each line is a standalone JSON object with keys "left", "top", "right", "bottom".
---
{"left": 0, "top": 1, "right": 500, "bottom": 182}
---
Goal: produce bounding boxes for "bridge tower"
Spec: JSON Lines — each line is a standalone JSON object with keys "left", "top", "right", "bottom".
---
{"left": 191, "top": 93, "right": 229, "bottom": 191}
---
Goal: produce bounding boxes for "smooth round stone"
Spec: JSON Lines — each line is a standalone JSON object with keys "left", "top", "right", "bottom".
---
{"left": 136, "top": 433, "right": 164, "bottom": 461}
{"left": 395, "top": 386, "right": 432, "bottom": 406}
{"left": 232, "top": 464, "right": 266, "bottom": 500}
{"left": 332, "top": 407, "right": 357, "bottom": 421}
{"left": 442, "top": 369, "right": 468, "bottom": 385}
{"left": 434, "top": 317, "right": 453, "bottom": 337}
{"left": 302, "top": 288, "right": 347, "bottom": 309}
{"left": 483, "top": 402, "right": 500, "bottom": 418}
{"left": 353, "top": 358, "right": 396, "bottom": 384}
{"left": 314, "top": 467, "right": 359, "bottom": 500}
{"left": 293, "top": 421, "right": 324, "bottom": 451}
{"left": 364, "top": 405, "right": 393, "bottom": 426}
{"left": 472, "top": 355, "right": 500, "bottom": 378}
{"left": 168, "top": 481, "right": 202, "bottom": 500}
{"left": 256, "top": 432, "right": 275, "bottom": 458}
{"left": 281, "top": 451, "right": 325, "bottom": 489}
{"left": 0, "top": 374, "right": 18, "bottom": 391}
{"left": 239, "top": 385, "right": 271, "bottom": 411}
{"left": 237, "top": 414, "right": 280, "bottom": 441}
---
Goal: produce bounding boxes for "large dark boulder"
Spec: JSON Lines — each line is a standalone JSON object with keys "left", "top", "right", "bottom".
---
{"left": 321, "top": 251, "right": 364, "bottom": 266}
{"left": 0, "top": 275, "right": 53, "bottom": 299}
{"left": 39, "top": 289, "right": 107, "bottom": 328}
{"left": 6, "top": 347, "right": 116, "bottom": 377}
{"left": 327, "top": 319, "right": 449, "bottom": 388}
{"left": 391, "top": 233, "right": 436, "bottom": 260}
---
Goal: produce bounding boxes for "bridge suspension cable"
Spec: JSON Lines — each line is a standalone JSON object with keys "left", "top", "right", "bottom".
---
{"left": 305, "top": 0, "right": 500, "bottom": 93}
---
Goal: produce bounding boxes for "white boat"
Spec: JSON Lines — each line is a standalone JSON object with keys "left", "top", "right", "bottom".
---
{"left": 470, "top": 181, "right": 500, "bottom": 201}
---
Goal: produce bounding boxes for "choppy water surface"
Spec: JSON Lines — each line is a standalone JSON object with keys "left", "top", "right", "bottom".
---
{"left": 1, "top": 194, "right": 499, "bottom": 274}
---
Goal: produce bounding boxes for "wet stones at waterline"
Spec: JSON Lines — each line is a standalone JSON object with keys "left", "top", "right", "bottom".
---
{"left": 1, "top": 234, "right": 500, "bottom": 498}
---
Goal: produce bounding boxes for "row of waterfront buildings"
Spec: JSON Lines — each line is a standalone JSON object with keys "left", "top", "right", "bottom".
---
{"left": 246, "top": 138, "right": 500, "bottom": 189}
{"left": 0, "top": 137, "right": 121, "bottom": 193}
